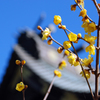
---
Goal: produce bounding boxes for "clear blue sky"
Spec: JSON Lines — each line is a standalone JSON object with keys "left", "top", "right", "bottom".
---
{"left": 0, "top": 0, "right": 99, "bottom": 83}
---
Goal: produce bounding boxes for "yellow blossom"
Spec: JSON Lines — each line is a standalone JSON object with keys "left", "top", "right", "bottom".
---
{"left": 68, "top": 32, "right": 77, "bottom": 42}
{"left": 42, "top": 28, "right": 51, "bottom": 40}
{"left": 73, "top": 61, "right": 80, "bottom": 66}
{"left": 63, "top": 41, "right": 71, "bottom": 49}
{"left": 88, "top": 22, "right": 97, "bottom": 33}
{"left": 67, "top": 53, "right": 80, "bottom": 66}
{"left": 82, "top": 22, "right": 96, "bottom": 34}
{"left": 79, "top": 9, "right": 87, "bottom": 17}
{"left": 85, "top": 44, "right": 95, "bottom": 55}
{"left": 64, "top": 50, "right": 70, "bottom": 56}
{"left": 16, "top": 82, "right": 25, "bottom": 92}
{"left": 81, "top": 22, "right": 89, "bottom": 28}
{"left": 54, "top": 70, "right": 62, "bottom": 78}
{"left": 84, "top": 34, "right": 97, "bottom": 44}
{"left": 67, "top": 53, "right": 76, "bottom": 65}
{"left": 59, "top": 60, "right": 67, "bottom": 70}
{"left": 82, "top": 55, "right": 93, "bottom": 67}
{"left": 71, "top": 4, "right": 77, "bottom": 11}
{"left": 53, "top": 15, "right": 62, "bottom": 25}
{"left": 80, "top": 70, "right": 90, "bottom": 79}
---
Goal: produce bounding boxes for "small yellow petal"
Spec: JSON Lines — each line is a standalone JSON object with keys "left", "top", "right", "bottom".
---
{"left": 54, "top": 70, "right": 62, "bottom": 78}
{"left": 59, "top": 60, "right": 67, "bottom": 70}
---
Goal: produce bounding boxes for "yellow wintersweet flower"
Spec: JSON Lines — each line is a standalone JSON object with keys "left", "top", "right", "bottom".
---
{"left": 16, "top": 82, "right": 25, "bottom": 92}
{"left": 82, "top": 55, "right": 93, "bottom": 67}
{"left": 53, "top": 15, "right": 62, "bottom": 25}
{"left": 84, "top": 34, "right": 97, "bottom": 44}
{"left": 67, "top": 53, "right": 76, "bottom": 65}
{"left": 80, "top": 70, "right": 90, "bottom": 79}
{"left": 54, "top": 70, "right": 62, "bottom": 78}
{"left": 88, "top": 22, "right": 97, "bottom": 33}
{"left": 71, "top": 4, "right": 77, "bottom": 11}
{"left": 59, "top": 60, "right": 67, "bottom": 70}
{"left": 68, "top": 32, "right": 77, "bottom": 42}
{"left": 85, "top": 44, "right": 95, "bottom": 55}
{"left": 79, "top": 9, "right": 87, "bottom": 17}
{"left": 63, "top": 41, "right": 71, "bottom": 49}
{"left": 82, "top": 22, "right": 96, "bottom": 34}
{"left": 81, "top": 22, "right": 89, "bottom": 28}
{"left": 73, "top": 61, "right": 80, "bottom": 66}
{"left": 42, "top": 28, "right": 51, "bottom": 40}
{"left": 64, "top": 50, "right": 70, "bottom": 56}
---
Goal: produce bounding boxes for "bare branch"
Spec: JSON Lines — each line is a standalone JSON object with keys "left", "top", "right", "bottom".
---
{"left": 92, "top": 0, "right": 100, "bottom": 13}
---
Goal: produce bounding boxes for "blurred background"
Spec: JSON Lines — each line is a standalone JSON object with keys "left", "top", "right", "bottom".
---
{"left": 0, "top": 0, "right": 100, "bottom": 100}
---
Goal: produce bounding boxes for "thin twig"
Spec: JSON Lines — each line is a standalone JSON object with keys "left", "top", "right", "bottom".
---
{"left": 92, "top": 0, "right": 100, "bottom": 13}
{"left": 43, "top": 75, "right": 56, "bottom": 100}
{"left": 21, "top": 67, "right": 23, "bottom": 82}
{"left": 49, "top": 35, "right": 73, "bottom": 53}
{"left": 20, "top": 66, "right": 25, "bottom": 100}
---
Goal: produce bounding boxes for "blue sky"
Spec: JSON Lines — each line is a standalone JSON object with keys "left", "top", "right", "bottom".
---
{"left": 0, "top": 0, "right": 99, "bottom": 83}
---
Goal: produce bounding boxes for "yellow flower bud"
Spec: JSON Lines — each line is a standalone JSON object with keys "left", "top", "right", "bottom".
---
{"left": 58, "top": 25, "right": 62, "bottom": 29}
{"left": 57, "top": 47, "right": 63, "bottom": 53}
{"left": 62, "top": 25, "right": 66, "bottom": 30}
{"left": 47, "top": 39, "right": 53, "bottom": 45}
{"left": 37, "top": 26, "right": 43, "bottom": 31}
{"left": 21, "top": 60, "right": 26, "bottom": 65}
{"left": 63, "top": 41, "right": 71, "bottom": 49}
{"left": 77, "top": 33, "right": 82, "bottom": 38}
{"left": 53, "top": 15, "right": 62, "bottom": 25}
{"left": 15, "top": 60, "right": 21, "bottom": 65}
